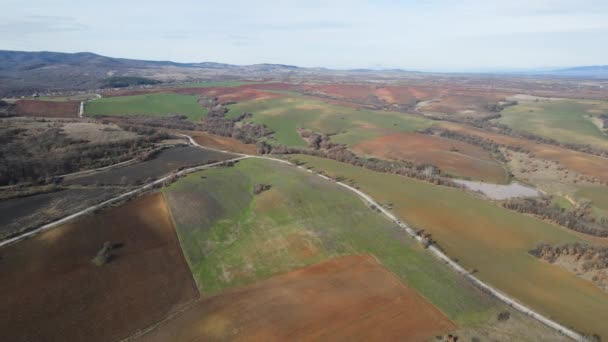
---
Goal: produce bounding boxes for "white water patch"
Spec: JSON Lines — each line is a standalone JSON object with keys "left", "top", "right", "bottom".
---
{"left": 454, "top": 180, "right": 541, "bottom": 200}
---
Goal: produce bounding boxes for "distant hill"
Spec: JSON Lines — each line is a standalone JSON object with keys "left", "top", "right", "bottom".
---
{"left": 1, "top": 50, "right": 605, "bottom": 96}
{"left": 0, "top": 50, "right": 305, "bottom": 96}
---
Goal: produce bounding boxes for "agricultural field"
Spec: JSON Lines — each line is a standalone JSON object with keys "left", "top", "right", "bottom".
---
{"left": 139, "top": 255, "right": 456, "bottom": 341}
{"left": 419, "top": 90, "right": 510, "bottom": 119}
{"left": 15, "top": 99, "right": 79, "bottom": 117}
{"left": 226, "top": 96, "right": 432, "bottom": 146}
{"left": 66, "top": 145, "right": 235, "bottom": 185}
{"left": 85, "top": 93, "right": 207, "bottom": 121}
{"left": 290, "top": 154, "right": 608, "bottom": 339}
{"left": 37, "top": 93, "right": 100, "bottom": 102}
{"left": 300, "top": 83, "right": 436, "bottom": 106}
{"left": 0, "top": 188, "right": 123, "bottom": 240}
{"left": 438, "top": 121, "right": 608, "bottom": 183}
{"left": 0, "top": 193, "right": 198, "bottom": 342}
{"left": 163, "top": 158, "right": 494, "bottom": 324}
{"left": 498, "top": 98, "right": 608, "bottom": 149}
{"left": 353, "top": 132, "right": 508, "bottom": 183}
{"left": 176, "top": 81, "right": 255, "bottom": 88}
{"left": 575, "top": 185, "right": 608, "bottom": 218}
{"left": 169, "top": 129, "right": 257, "bottom": 155}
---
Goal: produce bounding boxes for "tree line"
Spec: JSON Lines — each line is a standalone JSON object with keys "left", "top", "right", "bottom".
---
{"left": 530, "top": 242, "right": 608, "bottom": 270}
{"left": 503, "top": 196, "right": 608, "bottom": 237}
{"left": 420, "top": 128, "right": 510, "bottom": 163}
{"left": 436, "top": 114, "right": 608, "bottom": 158}
{"left": 256, "top": 139, "right": 460, "bottom": 188}
{"left": 0, "top": 124, "right": 168, "bottom": 185}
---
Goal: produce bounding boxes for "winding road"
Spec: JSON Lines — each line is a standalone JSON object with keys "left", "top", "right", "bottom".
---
{"left": 0, "top": 133, "right": 588, "bottom": 341}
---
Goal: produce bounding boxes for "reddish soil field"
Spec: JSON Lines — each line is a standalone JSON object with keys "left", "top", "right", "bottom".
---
{"left": 139, "top": 254, "right": 456, "bottom": 342}
{"left": 15, "top": 99, "right": 79, "bottom": 117}
{"left": 301, "top": 84, "right": 437, "bottom": 105}
{"left": 353, "top": 132, "right": 507, "bottom": 183}
{"left": 0, "top": 193, "right": 198, "bottom": 342}
{"left": 175, "top": 86, "right": 283, "bottom": 103}
{"left": 438, "top": 122, "right": 608, "bottom": 183}
{"left": 421, "top": 90, "right": 509, "bottom": 118}
{"left": 172, "top": 129, "right": 258, "bottom": 155}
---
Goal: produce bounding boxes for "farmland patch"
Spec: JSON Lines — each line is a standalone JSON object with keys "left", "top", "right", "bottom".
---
{"left": 499, "top": 99, "right": 608, "bottom": 149}
{"left": 353, "top": 132, "right": 507, "bottom": 183}
{"left": 15, "top": 99, "right": 79, "bottom": 118}
{"left": 163, "top": 158, "right": 495, "bottom": 324}
{"left": 139, "top": 255, "right": 456, "bottom": 342}
{"left": 0, "top": 193, "right": 198, "bottom": 342}
{"left": 85, "top": 93, "right": 207, "bottom": 121}
{"left": 292, "top": 154, "right": 608, "bottom": 339}
{"left": 65, "top": 145, "right": 235, "bottom": 185}
{"left": 0, "top": 188, "right": 122, "bottom": 240}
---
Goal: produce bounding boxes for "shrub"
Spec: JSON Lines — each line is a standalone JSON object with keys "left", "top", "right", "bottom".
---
{"left": 253, "top": 183, "right": 271, "bottom": 195}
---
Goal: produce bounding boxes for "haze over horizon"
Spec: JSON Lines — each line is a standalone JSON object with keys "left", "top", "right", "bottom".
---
{"left": 1, "top": 0, "right": 607, "bottom": 72}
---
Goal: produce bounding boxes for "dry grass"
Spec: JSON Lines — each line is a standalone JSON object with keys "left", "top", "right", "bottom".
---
{"left": 61, "top": 122, "right": 138, "bottom": 143}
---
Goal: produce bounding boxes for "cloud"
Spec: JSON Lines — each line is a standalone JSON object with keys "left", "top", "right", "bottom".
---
{"left": 0, "top": 15, "right": 87, "bottom": 35}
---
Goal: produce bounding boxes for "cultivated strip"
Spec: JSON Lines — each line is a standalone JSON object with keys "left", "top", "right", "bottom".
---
{"left": 0, "top": 156, "right": 247, "bottom": 248}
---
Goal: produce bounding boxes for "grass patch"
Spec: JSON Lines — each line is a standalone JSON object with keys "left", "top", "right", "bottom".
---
{"left": 290, "top": 154, "right": 608, "bottom": 339}
{"left": 163, "top": 158, "right": 495, "bottom": 325}
{"left": 226, "top": 96, "right": 432, "bottom": 146}
{"left": 551, "top": 195, "right": 574, "bottom": 211}
{"left": 499, "top": 99, "right": 608, "bottom": 149}
{"left": 576, "top": 185, "right": 608, "bottom": 219}
{"left": 85, "top": 93, "right": 207, "bottom": 121}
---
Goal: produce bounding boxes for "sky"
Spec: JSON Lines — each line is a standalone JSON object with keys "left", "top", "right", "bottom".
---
{"left": 1, "top": 0, "right": 607, "bottom": 71}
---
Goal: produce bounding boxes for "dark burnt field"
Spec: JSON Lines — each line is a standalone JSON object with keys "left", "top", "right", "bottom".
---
{"left": 65, "top": 145, "right": 235, "bottom": 185}
{"left": 0, "top": 188, "right": 122, "bottom": 240}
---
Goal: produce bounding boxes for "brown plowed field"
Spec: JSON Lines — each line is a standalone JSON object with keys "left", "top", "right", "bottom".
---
{"left": 0, "top": 193, "right": 198, "bottom": 342}
{"left": 438, "top": 122, "right": 608, "bottom": 183}
{"left": 15, "top": 99, "right": 79, "bottom": 117}
{"left": 139, "top": 254, "right": 456, "bottom": 342}
{"left": 173, "top": 129, "right": 258, "bottom": 155}
{"left": 353, "top": 132, "right": 507, "bottom": 183}
{"left": 301, "top": 84, "right": 438, "bottom": 105}
{"left": 175, "top": 86, "right": 283, "bottom": 103}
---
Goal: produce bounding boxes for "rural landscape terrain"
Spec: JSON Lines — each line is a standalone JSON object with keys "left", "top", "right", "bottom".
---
{"left": 2, "top": 49, "right": 608, "bottom": 342}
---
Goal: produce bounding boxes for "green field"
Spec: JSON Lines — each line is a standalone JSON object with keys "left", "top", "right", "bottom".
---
{"left": 290, "top": 154, "right": 608, "bottom": 338}
{"left": 551, "top": 195, "right": 574, "bottom": 211}
{"left": 227, "top": 96, "right": 432, "bottom": 146}
{"left": 85, "top": 93, "right": 207, "bottom": 121}
{"left": 499, "top": 99, "right": 608, "bottom": 149}
{"left": 576, "top": 185, "right": 608, "bottom": 219}
{"left": 162, "top": 158, "right": 495, "bottom": 325}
